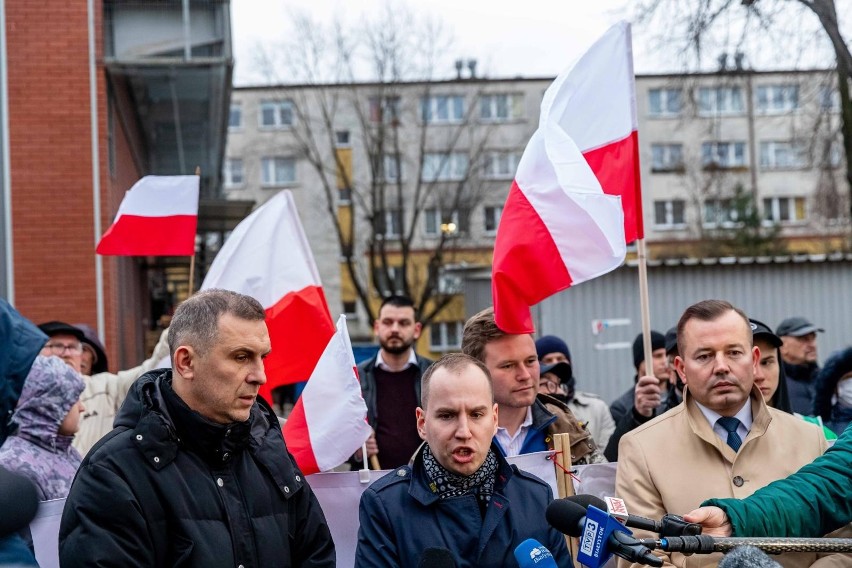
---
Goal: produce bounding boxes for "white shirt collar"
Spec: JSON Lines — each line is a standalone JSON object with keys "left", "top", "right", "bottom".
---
{"left": 494, "top": 407, "right": 534, "bottom": 457}
{"left": 375, "top": 348, "right": 417, "bottom": 371}
{"left": 695, "top": 398, "right": 753, "bottom": 446}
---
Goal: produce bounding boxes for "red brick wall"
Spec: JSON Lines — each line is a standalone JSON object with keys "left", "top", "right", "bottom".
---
{"left": 7, "top": 0, "right": 146, "bottom": 369}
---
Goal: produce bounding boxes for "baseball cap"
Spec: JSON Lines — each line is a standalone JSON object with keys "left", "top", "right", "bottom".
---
{"left": 664, "top": 327, "right": 678, "bottom": 355}
{"left": 776, "top": 317, "right": 824, "bottom": 338}
{"left": 540, "top": 361, "right": 573, "bottom": 384}
{"left": 749, "top": 318, "right": 783, "bottom": 348}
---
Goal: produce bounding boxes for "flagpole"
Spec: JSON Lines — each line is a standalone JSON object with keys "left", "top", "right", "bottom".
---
{"left": 637, "top": 238, "right": 653, "bottom": 369}
{"left": 187, "top": 166, "right": 200, "bottom": 295}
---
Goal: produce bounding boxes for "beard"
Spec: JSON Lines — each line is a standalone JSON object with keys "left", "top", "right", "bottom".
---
{"left": 380, "top": 335, "right": 414, "bottom": 355}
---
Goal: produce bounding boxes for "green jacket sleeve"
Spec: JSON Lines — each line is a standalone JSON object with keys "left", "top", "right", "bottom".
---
{"left": 703, "top": 426, "right": 852, "bottom": 538}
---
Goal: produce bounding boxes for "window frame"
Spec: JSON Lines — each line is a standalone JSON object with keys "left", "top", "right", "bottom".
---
{"left": 260, "top": 156, "right": 297, "bottom": 187}
{"left": 258, "top": 100, "right": 295, "bottom": 129}
{"left": 223, "top": 157, "right": 245, "bottom": 189}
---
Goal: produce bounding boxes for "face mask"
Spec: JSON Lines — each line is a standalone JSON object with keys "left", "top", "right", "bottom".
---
{"left": 836, "top": 377, "right": 852, "bottom": 407}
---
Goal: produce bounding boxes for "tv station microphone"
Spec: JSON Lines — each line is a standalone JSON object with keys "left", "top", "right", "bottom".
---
{"left": 545, "top": 499, "right": 662, "bottom": 568}
{"left": 566, "top": 495, "right": 702, "bottom": 537}
{"left": 513, "top": 539, "right": 557, "bottom": 568}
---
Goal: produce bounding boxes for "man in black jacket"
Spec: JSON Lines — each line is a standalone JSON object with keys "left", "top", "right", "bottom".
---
{"left": 59, "top": 289, "right": 334, "bottom": 567}
{"left": 777, "top": 316, "right": 824, "bottom": 415}
{"left": 356, "top": 295, "right": 432, "bottom": 469}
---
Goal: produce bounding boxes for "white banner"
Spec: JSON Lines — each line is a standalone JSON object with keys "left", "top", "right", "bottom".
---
{"left": 34, "top": 452, "right": 593, "bottom": 568}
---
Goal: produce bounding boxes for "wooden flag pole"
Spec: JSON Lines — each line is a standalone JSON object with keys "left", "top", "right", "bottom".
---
{"left": 187, "top": 166, "right": 201, "bottom": 296}
{"left": 637, "top": 238, "right": 653, "bottom": 372}
{"left": 553, "top": 433, "right": 578, "bottom": 562}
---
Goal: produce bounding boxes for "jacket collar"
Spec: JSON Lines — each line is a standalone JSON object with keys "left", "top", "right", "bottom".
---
{"left": 683, "top": 385, "right": 771, "bottom": 462}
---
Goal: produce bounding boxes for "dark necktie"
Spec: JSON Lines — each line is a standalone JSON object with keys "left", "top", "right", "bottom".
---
{"left": 717, "top": 417, "right": 742, "bottom": 452}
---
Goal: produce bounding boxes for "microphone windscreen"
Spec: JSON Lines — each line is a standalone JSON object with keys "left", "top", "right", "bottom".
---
{"left": 545, "top": 499, "right": 587, "bottom": 537}
{"left": 0, "top": 467, "right": 39, "bottom": 535}
{"left": 718, "top": 546, "right": 781, "bottom": 568}
{"left": 514, "top": 538, "right": 557, "bottom": 568}
{"left": 567, "top": 494, "right": 607, "bottom": 512}
{"left": 417, "top": 547, "right": 456, "bottom": 568}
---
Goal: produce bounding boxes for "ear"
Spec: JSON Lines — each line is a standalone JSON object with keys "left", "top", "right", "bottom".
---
{"left": 751, "top": 345, "right": 760, "bottom": 371}
{"left": 373, "top": 318, "right": 381, "bottom": 337}
{"left": 491, "top": 403, "right": 499, "bottom": 436}
{"left": 173, "top": 346, "right": 196, "bottom": 380}
{"left": 674, "top": 355, "right": 687, "bottom": 385}
{"left": 412, "top": 321, "right": 423, "bottom": 340}
{"left": 416, "top": 407, "right": 427, "bottom": 440}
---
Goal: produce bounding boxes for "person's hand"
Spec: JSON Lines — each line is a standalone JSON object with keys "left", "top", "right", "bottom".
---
{"left": 683, "top": 506, "right": 732, "bottom": 537}
{"left": 354, "top": 434, "right": 379, "bottom": 462}
{"left": 634, "top": 375, "right": 662, "bottom": 417}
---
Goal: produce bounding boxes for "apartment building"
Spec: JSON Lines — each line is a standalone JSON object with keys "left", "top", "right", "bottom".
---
{"left": 224, "top": 67, "right": 849, "bottom": 356}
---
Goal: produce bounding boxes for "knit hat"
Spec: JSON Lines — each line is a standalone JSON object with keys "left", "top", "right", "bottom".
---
{"left": 632, "top": 331, "right": 666, "bottom": 370}
{"left": 535, "top": 335, "right": 571, "bottom": 362}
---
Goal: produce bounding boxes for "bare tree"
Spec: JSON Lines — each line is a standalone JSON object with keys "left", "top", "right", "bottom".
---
{"left": 634, "top": 0, "right": 852, "bottom": 221}
{"left": 254, "top": 7, "right": 515, "bottom": 326}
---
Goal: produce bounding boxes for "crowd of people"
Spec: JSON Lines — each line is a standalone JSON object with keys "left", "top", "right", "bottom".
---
{"left": 0, "top": 291, "right": 850, "bottom": 567}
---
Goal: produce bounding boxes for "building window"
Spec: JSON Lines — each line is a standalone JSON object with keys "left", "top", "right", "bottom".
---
{"left": 697, "top": 87, "right": 744, "bottom": 115}
{"left": 756, "top": 85, "right": 799, "bottom": 114}
{"left": 335, "top": 130, "right": 351, "bottom": 147}
{"left": 259, "top": 100, "right": 294, "bottom": 128}
{"left": 368, "top": 96, "right": 401, "bottom": 124}
{"left": 648, "top": 88, "right": 682, "bottom": 117}
{"left": 423, "top": 208, "right": 469, "bottom": 237}
{"left": 484, "top": 206, "right": 503, "bottom": 234}
{"left": 381, "top": 154, "right": 404, "bottom": 182}
{"left": 422, "top": 152, "right": 468, "bottom": 182}
{"left": 260, "top": 157, "right": 296, "bottom": 186}
{"left": 480, "top": 94, "right": 523, "bottom": 122}
{"left": 653, "top": 199, "right": 686, "bottom": 229}
{"left": 373, "top": 265, "right": 404, "bottom": 295}
{"left": 437, "top": 273, "right": 463, "bottom": 294}
{"left": 421, "top": 95, "right": 465, "bottom": 124}
{"left": 701, "top": 141, "right": 747, "bottom": 169}
{"left": 375, "top": 209, "right": 403, "bottom": 239}
{"left": 703, "top": 198, "right": 740, "bottom": 227}
{"left": 228, "top": 104, "right": 242, "bottom": 129}
{"left": 223, "top": 158, "right": 244, "bottom": 188}
{"left": 342, "top": 301, "right": 358, "bottom": 317}
{"left": 759, "top": 141, "right": 807, "bottom": 170}
{"left": 429, "top": 321, "right": 463, "bottom": 351}
{"left": 763, "top": 196, "right": 806, "bottom": 224}
{"left": 651, "top": 144, "right": 684, "bottom": 173}
{"left": 482, "top": 151, "right": 521, "bottom": 179}
{"left": 820, "top": 86, "right": 840, "bottom": 112}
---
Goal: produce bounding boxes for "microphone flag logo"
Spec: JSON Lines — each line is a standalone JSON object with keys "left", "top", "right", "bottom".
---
{"left": 577, "top": 505, "right": 634, "bottom": 568}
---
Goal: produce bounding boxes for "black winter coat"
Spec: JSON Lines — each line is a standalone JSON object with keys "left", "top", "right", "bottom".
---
{"left": 59, "top": 370, "right": 335, "bottom": 567}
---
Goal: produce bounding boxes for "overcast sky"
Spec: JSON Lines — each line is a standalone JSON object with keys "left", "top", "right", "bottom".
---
{"left": 230, "top": 0, "right": 851, "bottom": 86}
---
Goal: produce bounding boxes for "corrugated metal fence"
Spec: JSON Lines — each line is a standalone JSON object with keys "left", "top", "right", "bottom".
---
{"left": 465, "top": 255, "right": 852, "bottom": 404}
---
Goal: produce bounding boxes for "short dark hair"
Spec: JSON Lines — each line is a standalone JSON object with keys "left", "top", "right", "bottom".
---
{"left": 379, "top": 295, "right": 419, "bottom": 320}
{"left": 420, "top": 353, "right": 493, "bottom": 410}
{"left": 169, "top": 289, "right": 266, "bottom": 357}
{"left": 676, "top": 299, "right": 751, "bottom": 356}
{"left": 461, "top": 307, "right": 509, "bottom": 363}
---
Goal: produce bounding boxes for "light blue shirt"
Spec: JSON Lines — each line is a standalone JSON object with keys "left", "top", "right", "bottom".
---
{"left": 695, "top": 399, "right": 753, "bottom": 448}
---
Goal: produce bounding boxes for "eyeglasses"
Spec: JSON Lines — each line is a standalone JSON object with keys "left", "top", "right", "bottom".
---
{"left": 44, "top": 342, "right": 83, "bottom": 355}
{"left": 538, "top": 379, "right": 560, "bottom": 393}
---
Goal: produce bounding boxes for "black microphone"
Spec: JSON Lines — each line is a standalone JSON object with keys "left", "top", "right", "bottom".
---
{"left": 717, "top": 546, "right": 781, "bottom": 568}
{"left": 0, "top": 466, "right": 39, "bottom": 535}
{"left": 567, "top": 495, "right": 701, "bottom": 536}
{"left": 417, "top": 548, "right": 456, "bottom": 568}
{"left": 545, "top": 499, "right": 662, "bottom": 567}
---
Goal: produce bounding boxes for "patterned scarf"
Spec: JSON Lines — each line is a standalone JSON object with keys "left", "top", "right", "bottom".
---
{"left": 422, "top": 444, "right": 498, "bottom": 513}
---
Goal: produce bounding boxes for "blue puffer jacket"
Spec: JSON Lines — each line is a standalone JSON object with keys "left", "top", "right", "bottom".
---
{"left": 355, "top": 443, "right": 573, "bottom": 568}
{"left": 0, "top": 299, "right": 47, "bottom": 447}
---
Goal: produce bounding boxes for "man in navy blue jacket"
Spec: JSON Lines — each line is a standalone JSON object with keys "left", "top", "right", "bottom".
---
{"left": 355, "top": 353, "right": 572, "bottom": 567}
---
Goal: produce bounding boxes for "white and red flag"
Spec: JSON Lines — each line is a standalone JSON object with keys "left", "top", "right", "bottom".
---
{"left": 200, "top": 190, "right": 337, "bottom": 403}
{"left": 96, "top": 175, "right": 199, "bottom": 256}
{"left": 283, "top": 315, "right": 372, "bottom": 474}
{"left": 492, "top": 21, "right": 640, "bottom": 334}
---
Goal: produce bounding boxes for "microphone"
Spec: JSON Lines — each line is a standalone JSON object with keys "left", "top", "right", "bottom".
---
{"left": 417, "top": 548, "right": 456, "bottom": 568}
{"left": 513, "top": 539, "right": 557, "bottom": 568}
{"left": 718, "top": 546, "right": 781, "bottom": 568}
{"left": 545, "top": 499, "right": 662, "bottom": 568}
{"left": 567, "top": 495, "right": 701, "bottom": 536}
{"left": 0, "top": 466, "right": 39, "bottom": 535}
{"left": 638, "top": 535, "right": 852, "bottom": 555}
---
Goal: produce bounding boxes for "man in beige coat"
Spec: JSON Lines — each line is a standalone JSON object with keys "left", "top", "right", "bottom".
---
{"left": 615, "top": 299, "right": 847, "bottom": 568}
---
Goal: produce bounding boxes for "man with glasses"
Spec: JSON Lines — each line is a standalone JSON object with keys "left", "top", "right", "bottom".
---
{"left": 38, "top": 321, "right": 171, "bottom": 456}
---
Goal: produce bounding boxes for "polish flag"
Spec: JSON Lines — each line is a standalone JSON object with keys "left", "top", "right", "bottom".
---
{"left": 283, "top": 315, "right": 372, "bottom": 474}
{"left": 200, "top": 190, "right": 336, "bottom": 403}
{"left": 96, "top": 175, "right": 198, "bottom": 256}
{"left": 492, "top": 22, "right": 638, "bottom": 334}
